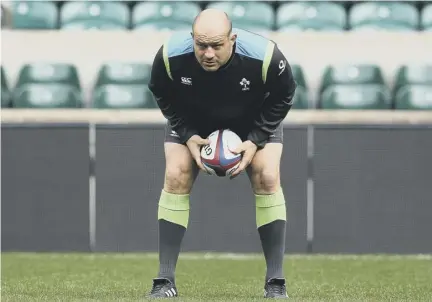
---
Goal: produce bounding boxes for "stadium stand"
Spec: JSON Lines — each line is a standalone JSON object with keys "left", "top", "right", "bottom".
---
{"left": 9, "top": 1, "right": 58, "bottom": 29}
{"left": 394, "top": 85, "right": 432, "bottom": 110}
{"left": 320, "top": 85, "right": 392, "bottom": 110}
{"left": 393, "top": 65, "right": 432, "bottom": 93}
{"left": 92, "top": 84, "right": 157, "bottom": 109}
{"left": 92, "top": 62, "right": 156, "bottom": 108}
{"left": 132, "top": 1, "right": 201, "bottom": 31}
{"left": 1, "top": 0, "right": 431, "bottom": 110}
{"left": 290, "top": 65, "right": 309, "bottom": 109}
{"left": 319, "top": 64, "right": 386, "bottom": 94}
{"left": 276, "top": 2, "right": 347, "bottom": 32}
{"left": 422, "top": 3, "right": 432, "bottom": 30}
{"left": 207, "top": 1, "right": 275, "bottom": 33}
{"left": 348, "top": 1, "right": 420, "bottom": 31}
{"left": 94, "top": 63, "right": 152, "bottom": 87}
{"left": 12, "top": 83, "right": 83, "bottom": 108}
{"left": 1, "top": 66, "right": 12, "bottom": 108}
{"left": 60, "top": 1, "right": 130, "bottom": 30}
{"left": 318, "top": 64, "right": 390, "bottom": 109}
{"left": 10, "top": 63, "right": 83, "bottom": 108}
{"left": 393, "top": 65, "right": 432, "bottom": 109}
{"left": 15, "top": 63, "right": 81, "bottom": 89}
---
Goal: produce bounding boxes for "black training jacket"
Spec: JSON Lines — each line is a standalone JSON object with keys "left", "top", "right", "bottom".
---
{"left": 148, "top": 28, "right": 297, "bottom": 147}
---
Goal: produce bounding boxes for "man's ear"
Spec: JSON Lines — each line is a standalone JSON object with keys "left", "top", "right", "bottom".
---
{"left": 230, "top": 33, "right": 237, "bottom": 45}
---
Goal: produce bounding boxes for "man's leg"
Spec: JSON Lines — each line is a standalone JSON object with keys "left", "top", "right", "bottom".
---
{"left": 246, "top": 126, "right": 288, "bottom": 298}
{"left": 158, "top": 142, "right": 198, "bottom": 281}
{"left": 149, "top": 126, "right": 199, "bottom": 298}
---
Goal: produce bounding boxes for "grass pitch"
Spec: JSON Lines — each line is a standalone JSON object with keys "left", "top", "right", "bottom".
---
{"left": 2, "top": 253, "right": 432, "bottom": 301}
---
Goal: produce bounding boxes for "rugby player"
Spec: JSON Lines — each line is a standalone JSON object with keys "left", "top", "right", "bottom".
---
{"left": 147, "top": 8, "right": 296, "bottom": 299}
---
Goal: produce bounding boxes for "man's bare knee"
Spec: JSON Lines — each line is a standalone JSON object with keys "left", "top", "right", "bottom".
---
{"left": 250, "top": 166, "right": 280, "bottom": 194}
{"left": 164, "top": 164, "right": 195, "bottom": 194}
{"left": 164, "top": 142, "right": 197, "bottom": 194}
{"left": 248, "top": 143, "right": 282, "bottom": 195}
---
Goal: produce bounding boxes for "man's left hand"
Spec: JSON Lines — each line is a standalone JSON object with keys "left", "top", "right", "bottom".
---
{"left": 229, "top": 140, "right": 258, "bottom": 179}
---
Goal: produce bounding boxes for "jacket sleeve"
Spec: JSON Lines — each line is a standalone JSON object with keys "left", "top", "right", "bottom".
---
{"left": 148, "top": 45, "right": 198, "bottom": 144}
{"left": 247, "top": 44, "right": 297, "bottom": 148}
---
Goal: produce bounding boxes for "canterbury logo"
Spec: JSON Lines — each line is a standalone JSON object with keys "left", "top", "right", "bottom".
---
{"left": 165, "top": 288, "right": 177, "bottom": 297}
{"left": 181, "top": 77, "right": 192, "bottom": 85}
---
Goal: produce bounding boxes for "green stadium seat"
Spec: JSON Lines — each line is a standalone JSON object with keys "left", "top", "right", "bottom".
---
{"left": 92, "top": 85, "right": 157, "bottom": 109}
{"left": 395, "top": 85, "right": 432, "bottom": 110}
{"left": 276, "top": 2, "right": 346, "bottom": 32}
{"left": 132, "top": 2, "right": 201, "bottom": 31}
{"left": 95, "top": 63, "right": 152, "bottom": 87}
{"left": 422, "top": 4, "right": 432, "bottom": 31}
{"left": 291, "top": 64, "right": 307, "bottom": 90}
{"left": 320, "top": 85, "right": 391, "bottom": 110}
{"left": 13, "top": 84, "right": 83, "bottom": 108}
{"left": 349, "top": 2, "right": 419, "bottom": 31}
{"left": 291, "top": 86, "right": 309, "bottom": 109}
{"left": 1, "top": 67, "right": 11, "bottom": 108}
{"left": 15, "top": 63, "right": 80, "bottom": 89}
{"left": 207, "top": 2, "right": 275, "bottom": 31}
{"left": 10, "top": 1, "right": 58, "bottom": 29}
{"left": 290, "top": 64, "right": 309, "bottom": 109}
{"left": 60, "top": 1, "right": 129, "bottom": 30}
{"left": 393, "top": 65, "right": 432, "bottom": 95}
{"left": 320, "top": 64, "right": 385, "bottom": 95}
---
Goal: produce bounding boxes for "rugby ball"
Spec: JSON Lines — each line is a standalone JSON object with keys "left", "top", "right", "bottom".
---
{"left": 200, "top": 129, "right": 243, "bottom": 177}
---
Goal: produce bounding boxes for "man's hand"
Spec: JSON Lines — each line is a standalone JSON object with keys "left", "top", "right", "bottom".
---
{"left": 186, "top": 135, "right": 210, "bottom": 172}
{"left": 229, "top": 140, "right": 258, "bottom": 179}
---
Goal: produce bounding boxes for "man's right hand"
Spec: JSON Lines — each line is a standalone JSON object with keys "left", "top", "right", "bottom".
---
{"left": 186, "top": 135, "right": 210, "bottom": 172}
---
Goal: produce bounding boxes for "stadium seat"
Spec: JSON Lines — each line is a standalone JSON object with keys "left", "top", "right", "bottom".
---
{"left": 132, "top": 2, "right": 201, "bottom": 31}
{"left": 10, "top": 1, "right": 58, "bottom": 29}
{"left": 349, "top": 2, "right": 419, "bottom": 31}
{"left": 320, "top": 85, "right": 391, "bottom": 109}
{"left": 92, "top": 85, "right": 157, "bottom": 109}
{"left": 320, "top": 64, "right": 385, "bottom": 95}
{"left": 421, "top": 4, "right": 432, "bottom": 31}
{"left": 60, "top": 1, "right": 129, "bottom": 30}
{"left": 291, "top": 64, "right": 307, "bottom": 90}
{"left": 290, "top": 64, "right": 309, "bottom": 109}
{"left": 276, "top": 2, "right": 346, "bottom": 32}
{"left": 1, "top": 67, "right": 12, "bottom": 108}
{"left": 15, "top": 63, "right": 81, "bottom": 90}
{"left": 393, "top": 65, "right": 432, "bottom": 94}
{"left": 95, "top": 63, "right": 152, "bottom": 87}
{"left": 13, "top": 84, "right": 83, "bottom": 108}
{"left": 394, "top": 85, "right": 432, "bottom": 110}
{"left": 207, "top": 2, "right": 275, "bottom": 32}
{"left": 291, "top": 87, "right": 310, "bottom": 109}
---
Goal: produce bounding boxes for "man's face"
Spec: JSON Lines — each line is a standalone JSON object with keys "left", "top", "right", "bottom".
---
{"left": 192, "top": 31, "right": 236, "bottom": 72}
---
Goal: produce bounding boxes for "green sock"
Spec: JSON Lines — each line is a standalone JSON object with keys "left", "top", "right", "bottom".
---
{"left": 256, "top": 188, "right": 287, "bottom": 281}
{"left": 157, "top": 190, "right": 190, "bottom": 283}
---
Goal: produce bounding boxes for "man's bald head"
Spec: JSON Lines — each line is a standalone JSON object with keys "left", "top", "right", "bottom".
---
{"left": 191, "top": 8, "right": 236, "bottom": 72}
{"left": 192, "top": 8, "right": 232, "bottom": 36}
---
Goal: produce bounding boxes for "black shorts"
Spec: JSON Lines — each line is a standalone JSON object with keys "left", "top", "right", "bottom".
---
{"left": 164, "top": 122, "right": 284, "bottom": 145}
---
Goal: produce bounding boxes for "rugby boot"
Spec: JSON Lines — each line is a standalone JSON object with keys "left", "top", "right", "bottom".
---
{"left": 264, "top": 278, "right": 289, "bottom": 299}
{"left": 147, "top": 277, "right": 178, "bottom": 298}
